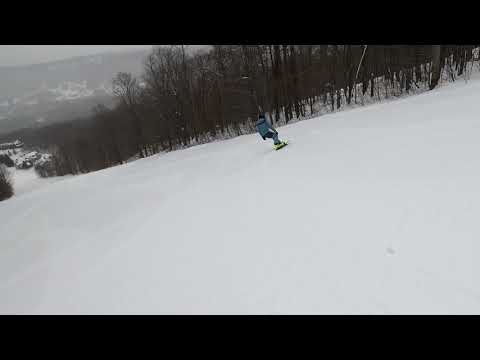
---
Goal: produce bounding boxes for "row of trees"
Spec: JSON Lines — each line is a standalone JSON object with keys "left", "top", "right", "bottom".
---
{"left": 1, "top": 45, "right": 477, "bottom": 178}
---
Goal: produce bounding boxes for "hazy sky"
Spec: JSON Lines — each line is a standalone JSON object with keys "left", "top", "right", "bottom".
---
{"left": 0, "top": 45, "right": 153, "bottom": 67}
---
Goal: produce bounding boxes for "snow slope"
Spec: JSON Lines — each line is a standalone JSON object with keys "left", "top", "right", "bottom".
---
{"left": 2, "top": 76, "right": 480, "bottom": 314}
{"left": 9, "top": 168, "right": 69, "bottom": 198}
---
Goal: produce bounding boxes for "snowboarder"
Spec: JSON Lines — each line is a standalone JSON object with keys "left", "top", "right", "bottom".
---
{"left": 254, "top": 113, "right": 287, "bottom": 150}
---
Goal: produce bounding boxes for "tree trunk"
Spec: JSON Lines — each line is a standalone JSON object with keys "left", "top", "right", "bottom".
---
{"left": 430, "top": 45, "right": 442, "bottom": 90}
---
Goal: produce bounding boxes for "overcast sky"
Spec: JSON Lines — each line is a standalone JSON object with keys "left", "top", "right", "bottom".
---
{"left": 0, "top": 45, "right": 153, "bottom": 67}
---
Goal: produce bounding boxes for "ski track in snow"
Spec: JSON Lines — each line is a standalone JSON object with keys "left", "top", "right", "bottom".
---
{"left": 2, "top": 76, "right": 480, "bottom": 313}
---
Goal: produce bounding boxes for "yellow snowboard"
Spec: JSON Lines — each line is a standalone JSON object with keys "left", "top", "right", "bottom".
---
{"left": 274, "top": 141, "right": 288, "bottom": 151}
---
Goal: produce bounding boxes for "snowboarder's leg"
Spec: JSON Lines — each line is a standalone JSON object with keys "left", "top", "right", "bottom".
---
{"left": 272, "top": 132, "right": 281, "bottom": 145}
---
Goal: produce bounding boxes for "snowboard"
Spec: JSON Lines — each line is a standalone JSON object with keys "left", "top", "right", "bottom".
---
{"left": 274, "top": 141, "right": 288, "bottom": 151}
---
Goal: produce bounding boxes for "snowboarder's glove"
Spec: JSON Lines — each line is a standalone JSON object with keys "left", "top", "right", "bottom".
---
{"left": 262, "top": 136, "right": 266, "bottom": 140}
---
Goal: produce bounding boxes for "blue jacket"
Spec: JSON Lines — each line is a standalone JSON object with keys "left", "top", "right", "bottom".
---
{"left": 255, "top": 116, "right": 277, "bottom": 139}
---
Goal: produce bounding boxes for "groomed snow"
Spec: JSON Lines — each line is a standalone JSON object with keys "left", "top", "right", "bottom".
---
{"left": 9, "top": 168, "right": 69, "bottom": 198}
{"left": 2, "top": 75, "right": 480, "bottom": 314}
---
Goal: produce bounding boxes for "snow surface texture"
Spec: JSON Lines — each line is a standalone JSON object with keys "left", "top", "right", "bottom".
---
{"left": 2, "top": 76, "right": 480, "bottom": 314}
{"left": 8, "top": 168, "right": 68, "bottom": 198}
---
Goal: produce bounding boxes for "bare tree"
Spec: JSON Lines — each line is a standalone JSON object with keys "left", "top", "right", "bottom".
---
{"left": 430, "top": 45, "right": 442, "bottom": 89}
{"left": 113, "top": 72, "right": 147, "bottom": 157}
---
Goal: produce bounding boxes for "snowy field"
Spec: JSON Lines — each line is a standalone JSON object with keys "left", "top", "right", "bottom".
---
{"left": 8, "top": 168, "right": 69, "bottom": 197}
{"left": 2, "top": 75, "right": 480, "bottom": 314}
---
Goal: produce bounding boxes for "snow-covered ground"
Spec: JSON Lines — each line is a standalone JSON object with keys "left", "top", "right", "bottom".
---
{"left": 2, "top": 75, "right": 480, "bottom": 314}
{"left": 49, "top": 80, "right": 95, "bottom": 101}
{"left": 8, "top": 168, "right": 69, "bottom": 197}
{"left": 0, "top": 149, "right": 62, "bottom": 198}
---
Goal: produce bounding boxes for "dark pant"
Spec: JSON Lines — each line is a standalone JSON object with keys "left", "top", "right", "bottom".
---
{"left": 265, "top": 130, "right": 281, "bottom": 145}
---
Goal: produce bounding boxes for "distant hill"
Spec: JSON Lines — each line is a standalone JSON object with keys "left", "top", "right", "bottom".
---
{"left": 0, "top": 48, "right": 150, "bottom": 134}
{"left": 0, "top": 49, "right": 150, "bottom": 98}
{"left": 0, "top": 46, "right": 212, "bottom": 135}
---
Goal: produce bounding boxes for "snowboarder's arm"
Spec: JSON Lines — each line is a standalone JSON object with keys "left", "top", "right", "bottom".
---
{"left": 268, "top": 121, "right": 278, "bottom": 134}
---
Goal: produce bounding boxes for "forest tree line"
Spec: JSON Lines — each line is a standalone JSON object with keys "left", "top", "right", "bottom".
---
{"left": 0, "top": 45, "right": 478, "bottom": 178}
